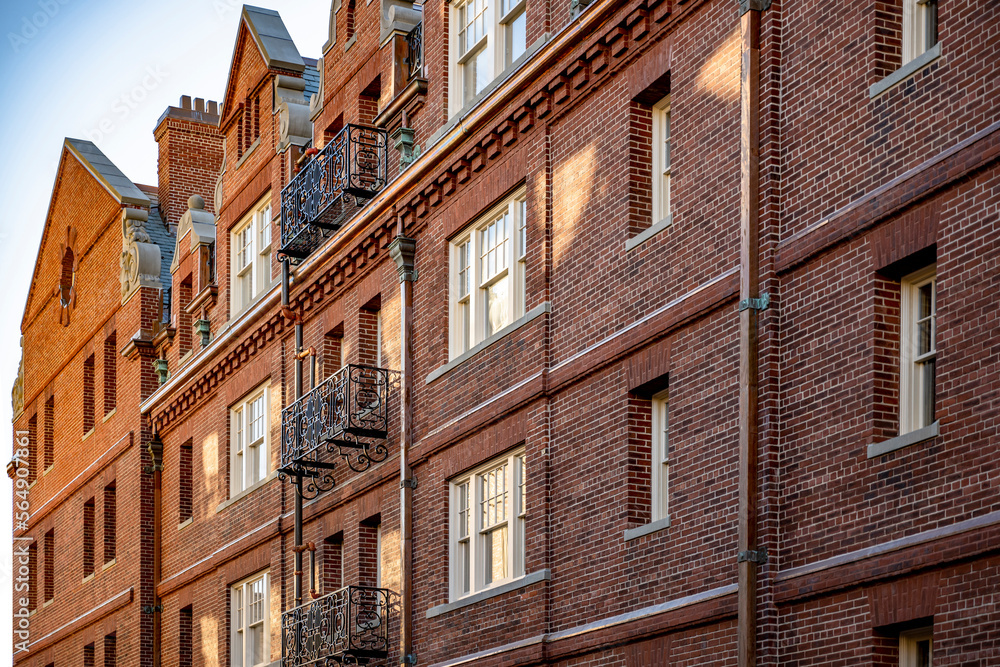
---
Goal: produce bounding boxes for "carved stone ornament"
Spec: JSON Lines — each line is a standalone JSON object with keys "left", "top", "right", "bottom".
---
{"left": 275, "top": 75, "right": 312, "bottom": 152}
{"left": 214, "top": 155, "right": 226, "bottom": 214}
{"left": 54, "top": 225, "right": 78, "bottom": 326}
{"left": 120, "top": 207, "right": 162, "bottom": 303}
{"left": 381, "top": 0, "right": 421, "bottom": 45}
{"left": 11, "top": 343, "right": 24, "bottom": 420}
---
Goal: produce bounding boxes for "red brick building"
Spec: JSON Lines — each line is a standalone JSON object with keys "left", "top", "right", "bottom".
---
{"left": 10, "top": 1, "right": 1000, "bottom": 666}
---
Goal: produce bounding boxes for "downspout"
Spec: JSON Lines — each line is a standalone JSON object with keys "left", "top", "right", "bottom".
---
{"left": 283, "top": 258, "right": 306, "bottom": 608}
{"left": 388, "top": 232, "right": 417, "bottom": 666}
{"left": 145, "top": 429, "right": 164, "bottom": 667}
{"left": 737, "top": 2, "right": 767, "bottom": 667}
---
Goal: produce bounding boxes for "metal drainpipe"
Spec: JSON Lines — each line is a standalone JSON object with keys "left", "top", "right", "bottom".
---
{"left": 737, "top": 2, "right": 766, "bottom": 667}
{"left": 151, "top": 429, "right": 163, "bottom": 667}
{"left": 389, "top": 233, "right": 417, "bottom": 666}
{"left": 284, "top": 258, "right": 305, "bottom": 608}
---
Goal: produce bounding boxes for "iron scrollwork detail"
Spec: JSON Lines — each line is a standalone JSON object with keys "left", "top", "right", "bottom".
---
{"left": 280, "top": 124, "right": 388, "bottom": 261}
{"left": 282, "top": 585, "right": 395, "bottom": 666}
{"left": 404, "top": 22, "right": 422, "bottom": 81}
{"left": 279, "top": 364, "right": 394, "bottom": 497}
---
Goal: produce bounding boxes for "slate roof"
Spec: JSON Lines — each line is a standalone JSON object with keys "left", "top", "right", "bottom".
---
{"left": 303, "top": 57, "right": 321, "bottom": 101}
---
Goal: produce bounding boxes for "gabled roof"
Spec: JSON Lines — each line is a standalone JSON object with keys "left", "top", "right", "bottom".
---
{"left": 21, "top": 140, "right": 150, "bottom": 329}
{"left": 220, "top": 6, "right": 305, "bottom": 121}
{"left": 65, "top": 138, "right": 150, "bottom": 207}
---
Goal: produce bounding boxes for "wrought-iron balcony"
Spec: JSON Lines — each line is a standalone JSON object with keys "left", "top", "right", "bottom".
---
{"left": 404, "top": 22, "right": 422, "bottom": 81}
{"left": 282, "top": 585, "right": 394, "bottom": 666}
{"left": 280, "top": 124, "right": 388, "bottom": 261}
{"left": 279, "top": 364, "right": 394, "bottom": 495}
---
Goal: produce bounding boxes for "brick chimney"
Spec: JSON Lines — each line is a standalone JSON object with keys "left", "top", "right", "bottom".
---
{"left": 153, "top": 96, "right": 224, "bottom": 230}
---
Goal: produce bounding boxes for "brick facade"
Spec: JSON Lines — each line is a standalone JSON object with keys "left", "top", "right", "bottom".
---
{"left": 10, "top": 0, "right": 999, "bottom": 666}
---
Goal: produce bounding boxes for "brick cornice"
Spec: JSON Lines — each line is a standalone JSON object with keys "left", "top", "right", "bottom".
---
{"left": 397, "top": 0, "right": 695, "bottom": 232}
{"left": 776, "top": 119, "right": 1000, "bottom": 274}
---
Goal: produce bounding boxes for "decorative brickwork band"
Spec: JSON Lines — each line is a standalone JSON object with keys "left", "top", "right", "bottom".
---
{"left": 388, "top": 236, "right": 417, "bottom": 283}
{"left": 120, "top": 208, "right": 162, "bottom": 303}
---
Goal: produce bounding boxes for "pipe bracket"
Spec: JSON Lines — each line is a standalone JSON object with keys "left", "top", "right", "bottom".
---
{"left": 738, "top": 293, "right": 770, "bottom": 313}
{"left": 738, "top": 0, "right": 771, "bottom": 16}
{"left": 737, "top": 548, "right": 768, "bottom": 565}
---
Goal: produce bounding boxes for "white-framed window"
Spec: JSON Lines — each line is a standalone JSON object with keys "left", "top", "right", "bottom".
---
{"left": 231, "top": 571, "right": 269, "bottom": 667}
{"left": 899, "top": 626, "right": 932, "bottom": 667}
{"left": 231, "top": 196, "right": 273, "bottom": 313}
{"left": 231, "top": 383, "right": 269, "bottom": 496}
{"left": 449, "top": 188, "right": 527, "bottom": 358}
{"left": 651, "top": 389, "right": 669, "bottom": 523}
{"left": 450, "top": 0, "right": 527, "bottom": 113}
{"left": 902, "top": 0, "right": 938, "bottom": 65}
{"left": 900, "top": 266, "right": 936, "bottom": 434}
{"left": 450, "top": 450, "right": 526, "bottom": 600}
{"left": 652, "top": 95, "right": 671, "bottom": 224}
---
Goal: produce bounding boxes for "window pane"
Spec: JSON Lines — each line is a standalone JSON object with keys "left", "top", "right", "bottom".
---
{"left": 249, "top": 623, "right": 264, "bottom": 665}
{"left": 486, "top": 276, "right": 509, "bottom": 337}
{"left": 250, "top": 396, "right": 265, "bottom": 441}
{"left": 518, "top": 200, "right": 527, "bottom": 259}
{"left": 464, "top": 45, "right": 491, "bottom": 104}
{"left": 921, "top": 359, "right": 936, "bottom": 426}
{"left": 484, "top": 525, "right": 507, "bottom": 585}
{"left": 458, "top": 242, "right": 470, "bottom": 298}
{"left": 258, "top": 207, "right": 271, "bottom": 249}
{"left": 507, "top": 10, "right": 526, "bottom": 64}
{"left": 480, "top": 463, "right": 508, "bottom": 528}
{"left": 458, "top": 482, "right": 469, "bottom": 538}
{"left": 460, "top": 540, "right": 470, "bottom": 593}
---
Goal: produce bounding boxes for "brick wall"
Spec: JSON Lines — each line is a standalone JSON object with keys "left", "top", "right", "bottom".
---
{"left": 14, "top": 0, "right": 999, "bottom": 666}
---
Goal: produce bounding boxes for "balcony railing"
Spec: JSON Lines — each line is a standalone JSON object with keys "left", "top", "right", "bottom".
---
{"left": 404, "top": 22, "right": 422, "bottom": 80}
{"left": 282, "top": 586, "right": 394, "bottom": 666}
{"left": 279, "top": 364, "right": 394, "bottom": 494}
{"left": 280, "top": 124, "right": 388, "bottom": 261}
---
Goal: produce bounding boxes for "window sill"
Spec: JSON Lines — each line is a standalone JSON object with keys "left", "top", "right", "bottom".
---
{"left": 102, "top": 558, "right": 116, "bottom": 572}
{"left": 234, "top": 137, "right": 261, "bottom": 171}
{"left": 82, "top": 428, "right": 95, "bottom": 442}
{"left": 625, "top": 215, "right": 673, "bottom": 252}
{"left": 425, "top": 569, "right": 550, "bottom": 619}
{"left": 344, "top": 32, "right": 357, "bottom": 53}
{"left": 426, "top": 302, "right": 550, "bottom": 384}
{"left": 216, "top": 470, "right": 277, "bottom": 513}
{"left": 867, "top": 421, "right": 939, "bottom": 459}
{"left": 623, "top": 516, "right": 671, "bottom": 541}
{"left": 178, "top": 518, "right": 193, "bottom": 531}
{"left": 43, "top": 465, "right": 53, "bottom": 476}
{"left": 102, "top": 408, "right": 116, "bottom": 423}
{"left": 869, "top": 42, "right": 942, "bottom": 99}
{"left": 230, "top": 280, "right": 278, "bottom": 325}
{"left": 82, "top": 572, "right": 95, "bottom": 584}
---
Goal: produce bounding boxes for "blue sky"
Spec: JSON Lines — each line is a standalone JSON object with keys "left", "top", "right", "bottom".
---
{"left": 0, "top": 1, "right": 329, "bottom": 661}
